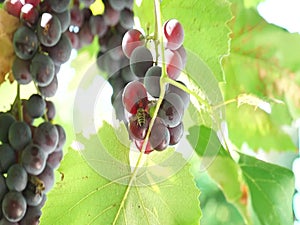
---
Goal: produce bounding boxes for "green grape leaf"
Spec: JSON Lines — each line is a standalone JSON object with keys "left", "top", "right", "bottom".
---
{"left": 238, "top": 153, "right": 295, "bottom": 225}
{"left": 135, "top": 0, "right": 232, "bottom": 82}
{"left": 188, "top": 127, "right": 295, "bottom": 225}
{"left": 41, "top": 122, "right": 201, "bottom": 225}
{"left": 222, "top": 0, "right": 299, "bottom": 151}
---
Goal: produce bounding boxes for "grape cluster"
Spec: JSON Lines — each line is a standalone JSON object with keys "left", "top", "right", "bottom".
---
{"left": 121, "top": 19, "right": 189, "bottom": 153}
{"left": 0, "top": 94, "right": 65, "bottom": 224}
{"left": 4, "top": 0, "right": 73, "bottom": 97}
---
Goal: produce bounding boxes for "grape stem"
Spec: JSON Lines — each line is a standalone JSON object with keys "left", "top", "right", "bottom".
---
{"left": 112, "top": 0, "right": 165, "bottom": 224}
{"left": 17, "top": 84, "right": 23, "bottom": 122}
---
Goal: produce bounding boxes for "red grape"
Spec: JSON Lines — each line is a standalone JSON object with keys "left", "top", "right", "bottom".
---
{"left": 122, "top": 29, "right": 145, "bottom": 58}
{"left": 163, "top": 19, "right": 184, "bottom": 50}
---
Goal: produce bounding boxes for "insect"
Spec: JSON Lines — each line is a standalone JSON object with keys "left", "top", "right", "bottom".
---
{"left": 136, "top": 107, "right": 146, "bottom": 127}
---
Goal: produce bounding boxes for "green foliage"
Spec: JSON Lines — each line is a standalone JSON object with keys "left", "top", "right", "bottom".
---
{"left": 222, "top": 0, "right": 300, "bottom": 151}
{"left": 190, "top": 126, "right": 295, "bottom": 225}
{"left": 41, "top": 123, "right": 201, "bottom": 224}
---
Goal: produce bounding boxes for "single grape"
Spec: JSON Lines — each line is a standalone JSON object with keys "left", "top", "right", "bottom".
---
{"left": 0, "top": 218, "right": 19, "bottom": 225}
{"left": 103, "top": 4, "right": 120, "bottom": 26}
{"left": 158, "top": 92, "right": 184, "bottom": 128}
{"left": 144, "top": 66, "right": 163, "bottom": 98}
{"left": 44, "top": 33, "right": 72, "bottom": 65}
{"left": 47, "top": 148, "right": 63, "bottom": 169}
{"left": 0, "top": 144, "right": 16, "bottom": 173}
{"left": 30, "top": 53, "right": 55, "bottom": 87}
{"left": 78, "top": 21, "right": 94, "bottom": 46}
{"left": 20, "top": 3, "right": 39, "bottom": 27}
{"left": 119, "top": 8, "right": 134, "bottom": 30}
{"left": 12, "top": 57, "right": 32, "bottom": 85}
{"left": 163, "top": 19, "right": 184, "bottom": 50}
{"left": 130, "top": 46, "right": 153, "bottom": 77}
{"left": 0, "top": 113, "right": 16, "bottom": 143}
{"left": 6, "top": 164, "right": 28, "bottom": 192}
{"left": 45, "top": 0, "right": 70, "bottom": 13}
{"left": 122, "top": 80, "right": 148, "bottom": 114}
{"left": 128, "top": 110, "right": 150, "bottom": 140}
{"left": 21, "top": 144, "right": 47, "bottom": 175}
{"left": 54, "top": 124, "right": 66, "bottom": 150}
{"left": 164, "top": 49, "right": 183, "bottom": 80}
{"left": 3, "top": 0, "right": 23, "bottom": 17}
{"left": 23, "top": 186, "right": 43, "bottom": 206}
{"left": 89, "top": 15, "right": 107, "bottom": 37}
{"left": 38, "top": 74, "right": 58, "bottom": 98}
{"left": 53, "top": 9, "right": 70, "bottom": 33}
{"left": 2, "top": 191, "right": 27, "bottom": 223}
{"left": 135, "top": 139, "right": 153, "bottom": 154}
{"left": 70, "top": 5, "right": 84, "bottom": 27}
{"left": 0, "top": 174, "right": 8, "bottom": 202}
{"left": 45, "top": 100, "right": 56, "bottom": 121}
{"left": 37, "top": 165, "right": 54, "bottom": 193}
{"left": 149, "top": 118, "right": 170, "bottom": 151}
{"left": 19, "top": 206, "right": 42, "bottom": 225}
{"left": 108, "top": 0, "right": 126, "bottom": 11}
{"left": 25, "top": 94, "right": 46, "bottom": 119}
{"left": 167, "top": 81, "right": 190, "bottom": 109}
{"left": 168, "top": 122, "right": 184, "bottom": 145}
{"left": 8, "top": 121, "right": 32, "bottom": 151}
{"left": 13, "top": 26, "right": 39, "bottom": 60}
{"left": 37, "top": 13, "right": 62, "bottom": 47}
{"left": 33, "top": 122, "right": 59, "bottom": 154}
{"left": 122, "top": 29, "right": 145, "bottom": 58}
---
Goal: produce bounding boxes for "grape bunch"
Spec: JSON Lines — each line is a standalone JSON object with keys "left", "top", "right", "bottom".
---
{"left": 0, "top": 94, "right": 65, "bottom": 224}
{"left": 121, "top": 19, "right": 189, "bottom": 153}
{"left": 4, "top": 0, "right": 73, "bottom": 97}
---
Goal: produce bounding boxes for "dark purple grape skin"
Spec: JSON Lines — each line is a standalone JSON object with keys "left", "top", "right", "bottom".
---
{"left": 89, "top": 15, "right": 107, "bottom": 38}
{"left": 0, "top": 113, "right": 16, "bottom": 143}
{"left": 121, "top": 65, "right": 138, "bottom": 83}
{"left": 53, "top": 9, "right": 70, "bottom": 32}
{"left": 167, "top": 81, "right": 190, "bottom": 109}
{"left": 144, "top": 66, "right": 162, "bottom": 98}
{"left": 13, "top": 26, "right": 39, "bottom": 60}
{"left": 0, "top": 144, "right": 16, "bottom": 173}
{"left": 44, "top": 33, "right": 72, "bottom": 65}
{"left": 108, "top": 0, "right": 126, "bottom": 11}
{"left": 158, "top": 92, "right": 184, "bottom": 128}
{"left": 103, "top": 4, "right": 120, "bottom": 26}
{"left": 78, "top": 21, "right": 94, "bottom": 46}
{"left": 23, "top": 186, "right": 43, "bottom": 206}
{"left": 37, "top": 165, "right": 54, "bottom": 193}
{"left": 130, "top": 46, "right": 153, "bottom": 77}
{"left": 168, "top": 122, "right": 184, "bottom": 145}
{"left": 25, "top": 94, "right": 46, "bottom": 119}
{"left": 21, "top": 144, "right": 47, "bottom": 175}
{"left": 45, "top": 0, "right": 70, "bottom": 13}
{"left": 0, "top": 174, "right": 8, "bottom": 201}
{"left": 30, "top": 53, "right": 55, "bottom": 87}
{"left": 107, "top": 34, "right": 124, "bottom": 61}
{"left": 119, "top": 8, "right": 134, "bottom": 30}
{"left": 54, "top": 124, "right": 66, "bottom": 150}
{"left": 47, "top": 148, "right": 63, "bottom": 169}
{"left": 8, "top": 121, "right": 32, "bottom": 151}
{"left": 12, "top": 57, "right": 32, "bottom": 85}
{"left": 70, "top": 5, "right": 83, "bottom": 27}
{"left": 0, "top": 218, "right": 19, "bottom": 224}
{"left": 19, "top": 206, "right": 42, "bottom": 225}
{"left": 2, "top": 191, "right": 27, "bottom": 223}
{"left": 38, "top": 74, "right": 58, "bottom": 98}
{"left": 149, "top": 118, "right": 170, "bottom": 151}
{"left": 33, "top": 122, "right": 59, "bottom": 154}
{"left": 37, "top": 13, "right": 62, "bottom": 47}
{"left": 6, "top": 164, "right": 28, "bottom": 192}
{"left": 45, "top": 100, "right": 56, "bottom": 121}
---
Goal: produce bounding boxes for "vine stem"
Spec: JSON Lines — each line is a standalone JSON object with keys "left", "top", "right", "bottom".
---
{"left": 17, "top": 84, "right": 23, "bottom": 121}
{"left": 112, "top": 0, "right": 164, "bottom": 224}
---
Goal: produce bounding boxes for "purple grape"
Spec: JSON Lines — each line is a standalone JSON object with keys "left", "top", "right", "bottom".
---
{"left": 37, "top": 165, "right": 54, "bottom": 193}
{"left": 45, "top": 100, "right": 56, "bottom": 121}
{"left": 144, "top": 66, "right": 162, "bottom": 98}
{"left": 12, "top": 57, "right": 32, "bottom": 85}
{"left": 130, "top": 46, "right": 153, "bottom": 77}
{"left": 8, "top": 121, "right": 32, "bottom": 151}
{"left": 167, "top": 81, "right": 190, "bottom": 109}
{"left": 37, "top": 13, "right": 62, "bottom": 47}
{"left": 54, "top": 124, "right": 66, "bottom": 150}
{"left": 149, "top": 118, "right": 170, "bottom": 151}
{"left": 0, "top": 174, "right": 8, "bottom": 202}
{"left": 0, "top": 218, "right": 19, "bottom": 225}
{"left": 2, "top": 191, "right": 27, "bottom": 223}
{"left": 30, "top": 53, "right": 55, "bottom": 87}
{"left": 128, "top": 111, "right": 150, "bottom": 140}
{"left": 0, "top": 144, "right": 16, "bottom": 173}
{"left": 38, "top": 74, "right": 58, "bottom": 98}
{"left": 107, "top": 33, "right": 124, "bottom": 61}
{"left": 78, "top": 21, "right": 94, "bottom": 46}
{"left": 103, "top": 4, "right": 120, "bottom": 26}
{"left": 23, "top": 186, "right": 43, "bottom": 206}
{"left": 13, "top": 26, "right": 39, "bottom": 60}
{"left": 168, "top": 122, "right": 184, "bottom": 145}
{"left": 89, "top": 15, "right": 107, "bottom": 37}
{"left": 25, "top": 94, "right": 46, "bottom": 119}
{"left": 20, "top": 3, "right": 39, "bottom": 27}
{"left": 6, "top": 164, "right": 28, "bottom": 192}
{"left": 19, "top": 206, "right": 41, "bottom": 225}
{"left": 53, "top": 9, "right": 70, "bottom": 32}
{"left": 33, "top": 122, "right": 59, "bottom": 154}
{"left": 0, "top": 113, "right": 16, "bottom": 143}
{"left": 119, "top": 8, "right": 134, "bottom": 30}
{"left": 21, "top": 144, "right": 47, "bottom": 175}
{"left": 44, "top": 0, "right": 70, "bottom": 13}
{"left": 47, "top": 148, "right": 63, "bottom": 169}
{"left": 108, "top": 0, "right": 126, "bottom": 11}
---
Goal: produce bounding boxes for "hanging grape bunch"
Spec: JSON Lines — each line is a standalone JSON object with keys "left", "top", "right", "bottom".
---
{"left": 121, "top": 19, "right": 190, "bottom": 154}
{"left": 0, "top": 0, "right": 70, "bottom": 223}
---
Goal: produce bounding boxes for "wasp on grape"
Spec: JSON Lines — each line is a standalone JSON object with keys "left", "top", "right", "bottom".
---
{"left": 136, "top": 108, "right": 146, "bottom": 127}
